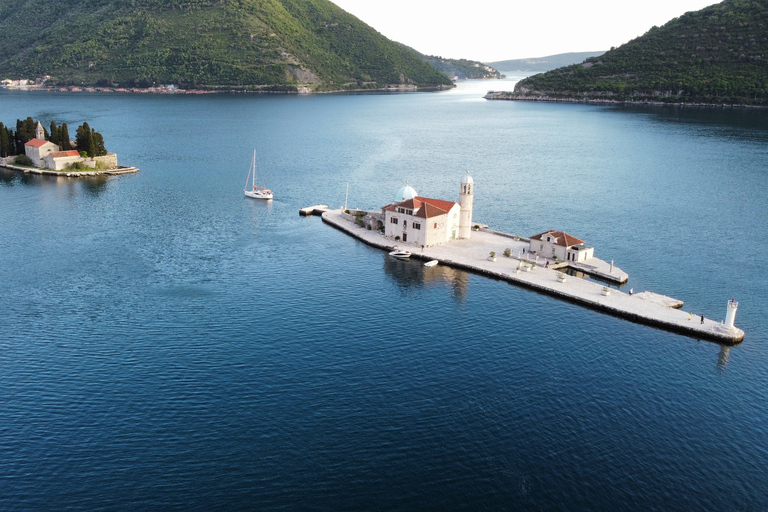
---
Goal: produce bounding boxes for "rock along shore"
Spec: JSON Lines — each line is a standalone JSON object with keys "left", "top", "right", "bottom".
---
{"left": 321, "top": 209, "right": 744, "bottom": 345}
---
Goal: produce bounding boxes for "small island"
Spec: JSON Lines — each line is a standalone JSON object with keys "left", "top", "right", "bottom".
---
{"left": 0, "top": 117, "right": 137, "bottom": 177}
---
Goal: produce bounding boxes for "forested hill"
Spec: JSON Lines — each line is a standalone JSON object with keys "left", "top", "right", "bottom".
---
{"left": 0, "top": 0, "right": 453, "bottom": 91}
{"left": 511, "top": 0, "right": 768, "bottom": 105}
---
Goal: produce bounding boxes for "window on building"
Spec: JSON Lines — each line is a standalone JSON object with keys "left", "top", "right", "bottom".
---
{"left": 434, "top": 222, "right": 437, "bottom": 229}
{"left": 391, "top": 217, "right": 398, "bottom": 224}
{"left": 413, "top": 223, "right": 421, "bottom": 230}
{"left": 406, "top": 209, "right": 413, "bottom": 215}
{"left": 403, "top": 220, "right": 407, "bottom": 227}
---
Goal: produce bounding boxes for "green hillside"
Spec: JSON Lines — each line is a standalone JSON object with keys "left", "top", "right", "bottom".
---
{"left": 418, "top": 54, "right": 503, "bottom": 79}
{"left": 0, "top": 0, "right": 453, "bottom": 91}
{"left": 511, "top": 0, "right": 768, "bottom": 105}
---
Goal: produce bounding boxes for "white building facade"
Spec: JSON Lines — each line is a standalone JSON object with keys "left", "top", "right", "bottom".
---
{"left": 382, "top": 174, "right": 475, "bottom": 247}
{"left": 24, "top": 138, "right": 59, "bottom": 167}
{"left": 529, "top": 230, "right": 595, "bottom": 262}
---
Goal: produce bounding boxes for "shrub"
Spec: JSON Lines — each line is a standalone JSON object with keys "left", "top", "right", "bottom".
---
{"left": 14, "top": 154, "right": 33, "bottom": 166}
{"left": 503, "top": 248, "right": 512, "bottom": 257}
{"left": 68, "top": 161, "right": 87, "bottom": 170}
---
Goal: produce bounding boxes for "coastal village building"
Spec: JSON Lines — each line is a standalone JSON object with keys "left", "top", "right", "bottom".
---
{"left": 529, "top": 230, "right": 595, "bottom": 262}
{"left": 24, "top": 138, "right": 58, "bottom": 167}
{"left": 382, "top": 173, "right": 474, "bottom": 247}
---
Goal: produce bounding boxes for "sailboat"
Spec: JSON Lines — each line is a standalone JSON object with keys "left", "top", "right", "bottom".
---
{"left": 243, "top": 150, "right": 273, "bottom": 200}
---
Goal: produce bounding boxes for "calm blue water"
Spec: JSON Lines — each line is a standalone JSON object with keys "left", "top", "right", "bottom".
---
{"left": 2, "top": 76, "right": 768, "bottom": 511}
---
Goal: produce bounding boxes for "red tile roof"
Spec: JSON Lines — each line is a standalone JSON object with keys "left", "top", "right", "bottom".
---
{"left": 25, "top": 138, "right": 51, "bottom": 148}
{"left": 530, "top": 230, "right": 585, "bottom": 247}
{"left": 414, "top": 196, "right": 457, "bottom": 213}
{"left": 415, "top": 202, "right": 450, "bottom": 219}
{"left": 50, "top": 150, "right": 80, "bottom": 158}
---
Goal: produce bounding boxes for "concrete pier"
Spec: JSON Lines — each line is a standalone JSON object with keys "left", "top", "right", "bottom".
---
{"left": 321, "top": 209, "right": 744, "bottom": 345}
{"left": 1, "top": 163, "right": 139, "bottom": 177}
{"left": 299, "top": 204, "right": 329, "bottom": 216}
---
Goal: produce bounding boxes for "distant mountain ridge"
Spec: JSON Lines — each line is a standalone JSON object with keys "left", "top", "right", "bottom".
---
{"left": 0, "top": 0, "right": 453, "bottom": 91}
{"left": 509, "top": 0, "right": 768, "bottom": 105}
{"left": 488, "top": 52, "right": 606, "bottom": 72}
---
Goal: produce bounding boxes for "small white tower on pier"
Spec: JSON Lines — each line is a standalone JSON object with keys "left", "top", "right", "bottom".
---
{"left": 725, "top": 299, "right": 739, "bottom": 329}
{"left": 458, "top": 171, "right": 474, "bottom": 239}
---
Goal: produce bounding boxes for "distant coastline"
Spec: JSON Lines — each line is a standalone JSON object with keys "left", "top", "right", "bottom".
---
{"left": 484, "top": 91, "right": 768, "bottom": 109}
{"left": 0, "top": 83, "right": 455, "bottom": 95}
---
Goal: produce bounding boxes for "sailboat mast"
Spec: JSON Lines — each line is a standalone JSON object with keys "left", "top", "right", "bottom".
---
{"left": 252, "top": 150, "right": 256, "bottom": 189}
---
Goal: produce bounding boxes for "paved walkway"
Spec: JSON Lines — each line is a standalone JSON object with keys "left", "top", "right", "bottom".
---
{"left": 322, "top": 210, "right": 744, "bottom": 344}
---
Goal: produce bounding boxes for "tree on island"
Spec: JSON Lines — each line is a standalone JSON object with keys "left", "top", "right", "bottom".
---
{"left": 1, "top": 118, "right": 103, "bottom": 157}
{"left": 60, "top": 123, "right": 72, "bottom": 150}
{"left": 75, "top": 122, "right": 107, "bottom": 158}
{"left": 0, "top": 123, "right": 12, "bottom": 157}
{"left": 49, "top": 121, "right": 59, "bottom": 146}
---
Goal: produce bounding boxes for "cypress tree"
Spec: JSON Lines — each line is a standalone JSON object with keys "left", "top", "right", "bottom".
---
{"left": 92, "top": 131, "right": 107, "bottom": 156}
{"left": 17, "top": 117, "right": 35, "bottom": 144}
{"left": 0, "top": 123, "right": 11, "bottom": 157}
{"left": 88, "top": 128, "right": 97, "bottom": 158}
{"left": 49, "top": 121, "right": 59, "bottom": 145}
{"left": 75, "top": 122, "right": 91, "bottom": 157}
{"left": 60, "top": 123, "right": 72, "bottom": 150}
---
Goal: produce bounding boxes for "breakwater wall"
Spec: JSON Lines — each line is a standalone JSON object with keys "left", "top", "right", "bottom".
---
{"left": 320, "top": 209, "right": 744, "bottom": 345}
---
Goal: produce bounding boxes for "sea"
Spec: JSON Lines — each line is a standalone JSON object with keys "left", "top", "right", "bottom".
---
{"left": 1, "top": 74, "right": 767, "bottom": 511}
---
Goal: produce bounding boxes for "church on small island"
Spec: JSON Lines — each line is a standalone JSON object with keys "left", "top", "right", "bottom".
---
{"left": 380, "top": 172, "right": 474, "bottom": 247}
{"left": 18, "top": 122, "right": 117, "bottom": 171}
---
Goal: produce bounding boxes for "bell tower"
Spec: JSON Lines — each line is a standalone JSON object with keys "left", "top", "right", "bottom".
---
{"left": 458, "top": 171, "right": 474, "bottom": 239}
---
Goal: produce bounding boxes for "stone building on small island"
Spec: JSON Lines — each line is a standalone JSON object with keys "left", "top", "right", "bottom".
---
{"left": 380, "top": 172, "right": 474, "bottom": 247}
{"left": 24, "top": 138, "right": 58, "bottom": 167}
{"left": 529, "top": 230, "right": 594, "bottom": 262}
{"left": 19, "top": 120, "right": 118, "bottom": 171}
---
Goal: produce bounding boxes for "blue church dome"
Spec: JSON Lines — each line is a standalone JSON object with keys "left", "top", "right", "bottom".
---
{"left": 394, "top": 183, "right": 418, "bottom": 203}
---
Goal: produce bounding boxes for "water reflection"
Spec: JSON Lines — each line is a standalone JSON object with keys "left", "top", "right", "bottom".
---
{"left": 717, "top": 345, "right": 730, "bottom": 373}
{"left": 382, "top": 255, "right": 470, "bottom": 303}
{"left": 0, "top": 167, "right": 110, "bottom": 196}
{"left": 618, "top": 105, "right": 768, "bottom": 142}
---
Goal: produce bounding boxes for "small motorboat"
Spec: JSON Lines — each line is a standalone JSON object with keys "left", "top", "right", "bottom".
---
{"left": 424, "top": 260, "right": 438, "bottom": 268}
{"left": 389, "top": 246, "right": 411, "bottom": 259}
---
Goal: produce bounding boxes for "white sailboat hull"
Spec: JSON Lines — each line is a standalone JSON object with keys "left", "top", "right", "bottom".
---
{"left": 243, "top": 150, "right": 273, "bottom": 200}
{"left": 244, "top": 188, "right": 273, "bottom": 200}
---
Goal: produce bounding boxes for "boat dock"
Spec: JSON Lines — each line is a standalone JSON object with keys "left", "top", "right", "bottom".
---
{"left": 299, "top": 204, "right": 329, "bottom": 216}
{"left": 320, "top": 209, "right": 744, "bottom": 344}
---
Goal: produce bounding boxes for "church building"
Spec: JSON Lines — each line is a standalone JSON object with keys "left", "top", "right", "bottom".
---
{"left": 382, "top": 172, "right": 474, "bottom": 247}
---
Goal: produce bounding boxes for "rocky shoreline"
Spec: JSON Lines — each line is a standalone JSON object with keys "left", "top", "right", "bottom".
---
{"left": 2, "top": 83, "right": 454, "bottom": 95}
{"left": 483, "top": 91, "right": 767, "bottom": 109}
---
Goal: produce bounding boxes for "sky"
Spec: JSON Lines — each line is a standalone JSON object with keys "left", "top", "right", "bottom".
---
{"left": 330, "top": 0, "right": 720, "bottom": 62}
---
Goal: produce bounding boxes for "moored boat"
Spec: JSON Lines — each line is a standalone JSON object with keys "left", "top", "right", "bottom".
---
{"left": 243, "top": 150, "right": 273, "bottom": 200}
{"left": 389, "top": 246, "right": 411, "bottom": 259}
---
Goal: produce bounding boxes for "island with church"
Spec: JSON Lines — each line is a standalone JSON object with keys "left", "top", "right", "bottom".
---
{"left": 0, "top": 117, "right": 138, "bottom": 176}
{"left": 316, "top": 172, "right": 744, "bottom": 345}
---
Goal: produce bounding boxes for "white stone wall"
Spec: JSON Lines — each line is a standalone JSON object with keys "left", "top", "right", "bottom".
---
{"left": 44, "top": 154, "right": 82, "bottom": 170}
{"left": 24, "top": 141, "right": 58, "bottom": 167}
{"left": 82, "top": 153, "right": 118, "bottom": 169}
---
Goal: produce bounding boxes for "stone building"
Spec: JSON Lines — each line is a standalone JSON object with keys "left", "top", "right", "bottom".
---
{"left": 24, "top": 139, "right": 59, "bottom": 167}
{"left": 529, "top": 230, "right": 594, "bottom": 262}
{"left": 382, "top": 173, "right": 474, "bottom": 247}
